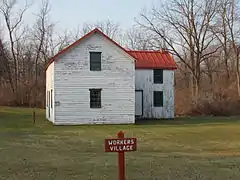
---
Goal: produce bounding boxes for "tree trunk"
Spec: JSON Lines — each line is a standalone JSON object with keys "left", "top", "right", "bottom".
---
{"left": 222, "top": 6, "right": 230, "bottom": 82}
{"left": 208, "top": 72, "right": 213, "bottom": 85}
{"left": 191, "top": 74, "right": 195, "bottom": 99}
{"left": 237, "top": 70, "right": 240, "bottom": 97}
{"left": 236, "top": 53, "right": 240, "bottom": 98}
{"left": 189, "top": 34, "right": 195, "bottom": 99}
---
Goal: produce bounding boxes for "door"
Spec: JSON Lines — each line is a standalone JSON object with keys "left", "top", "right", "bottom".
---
{"left": 135, "top": 90, "right": 143, "bottom": 116}
{"left": 48, "top": 91, "right": 50, "bottom": 118}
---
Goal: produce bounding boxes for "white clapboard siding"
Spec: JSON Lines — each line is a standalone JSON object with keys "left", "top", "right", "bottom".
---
{"left": 45, "top": 62, "right": 55, "bottom": 122}
{"left": 135, "top": 69, "right": 174, "bottom": 119}
{"left": 51, "top": 33, "right": 135, "bottom": 125}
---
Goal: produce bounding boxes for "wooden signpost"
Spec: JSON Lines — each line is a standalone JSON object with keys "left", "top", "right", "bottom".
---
{"left": 104, "top": 131, "right": 137, "bottom": 180}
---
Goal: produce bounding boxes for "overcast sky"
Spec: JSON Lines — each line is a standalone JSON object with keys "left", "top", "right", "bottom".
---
{"left": 17, "top": 0, "right": 158, "bottom": 33}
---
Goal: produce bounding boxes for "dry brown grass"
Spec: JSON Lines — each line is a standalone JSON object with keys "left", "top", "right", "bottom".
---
{"left": 175, "top": 75, "right": 240, "bottom": 116}
{"left": 0, "top": 83, "right": 45, "bottom": 108}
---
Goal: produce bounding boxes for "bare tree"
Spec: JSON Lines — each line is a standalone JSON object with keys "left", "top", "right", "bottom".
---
{"left": 0, "top": 37, "right": 14, "bottom": 91}
{"left": 31, "top": 0, "right": 52, "bottom": 122}
{"left": 211, "top": 0, "right": 235, "bottom": 82}
{"left": 0, "top": 0, "right": 31, "bottom": 104}
{"left": 225, "top": 0, "right": 240, "bottom": 97}
{"left": 125, "top": 26, "right": 166, "bottom": 50}
{"left": 137, "top": 0, "right": 220, "bottom": 98}
{"left": 69, "top": 24, "right": 82, "bottom": 41}
{"left": 213, "top": 0, "right": 240, "bottom": 97}
{"left": 82, "top": 20, "right": 121, "bottom": 41}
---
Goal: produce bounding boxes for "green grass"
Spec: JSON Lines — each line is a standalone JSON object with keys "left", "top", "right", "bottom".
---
{"left": 1, "top": 106, "right": 240, "bottom": 180}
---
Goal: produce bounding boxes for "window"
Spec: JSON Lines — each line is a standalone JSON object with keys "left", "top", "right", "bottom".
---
{"left": 90, "top": 52, "right": 101, "bottom": 71}
{"left": 48, "top": 91, "right": 50, "bottom": 108}
{"left": 154, "top": 91, "right": 163, "bottom": 107}
{"left": 50, "top": 89, "right": 53, "bottom": 109}
{"left": 154, "top": 69, "right": 163, "bottom": 84}
{"left": 46, "top": 91, "right": 48, "bottom": 107}
{"left": 89, "top": 89, "right": 102, "bottom": 108}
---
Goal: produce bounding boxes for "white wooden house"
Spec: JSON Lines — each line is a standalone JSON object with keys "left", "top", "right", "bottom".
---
{"left": 45, "top": 28, "right": 177, "bottom": 125}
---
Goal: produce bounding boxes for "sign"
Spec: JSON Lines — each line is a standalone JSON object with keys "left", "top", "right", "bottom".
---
{"left": 104, "top": 131, "right": 137, "bottom": 180}
{"left": 105, "top": 138, "right": 137, "bottom": 152}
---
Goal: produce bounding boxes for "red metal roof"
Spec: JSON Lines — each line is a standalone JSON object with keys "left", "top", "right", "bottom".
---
{"left": 128, "top": 50, "right": 177, "bottom": 70}
{"left": 46, "top": 28, "right": 177, "bottom": 70}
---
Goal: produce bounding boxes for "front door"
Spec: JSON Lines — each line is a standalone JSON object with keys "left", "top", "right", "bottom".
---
{"left": 135, "top": 90, "right": 143, "bottom": 116}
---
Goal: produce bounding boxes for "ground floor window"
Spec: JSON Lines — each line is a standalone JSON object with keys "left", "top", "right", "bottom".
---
{"left": 48, "top": 91, "right": 50, "bottom": 108}
{"left": 154, "top": 91, "right": 163, "bottom": 107}
{"left": 51, "top": 89, "right": 53, "bottom": 108}
{"left": 46, "top": 90, "right": 52, "bottom": 109}
{"left": 46, "top": 91, "right": 48, "bottom": 107}
{"left": 89, "top": 89, "right": 102, "bottom": 108}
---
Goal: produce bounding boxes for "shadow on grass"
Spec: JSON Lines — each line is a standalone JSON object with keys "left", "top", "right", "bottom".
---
{"left": 135, "top": 116, "right": 240, "bottom": 126}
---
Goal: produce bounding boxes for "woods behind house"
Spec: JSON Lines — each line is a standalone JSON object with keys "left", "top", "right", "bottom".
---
{"left": 0, "top": 0, "right": 240, "bottom": 116}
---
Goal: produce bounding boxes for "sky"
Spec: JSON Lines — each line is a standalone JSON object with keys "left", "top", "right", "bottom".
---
{"left": 20, "top": 0, "right": 158, "bottom": 33}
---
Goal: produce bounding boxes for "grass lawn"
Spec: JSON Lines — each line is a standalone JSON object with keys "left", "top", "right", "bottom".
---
{"left": 0, "top": 107, "right": 240, "bottom": 180}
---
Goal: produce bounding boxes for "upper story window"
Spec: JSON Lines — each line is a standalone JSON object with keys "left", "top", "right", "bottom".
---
{"left": 153, "top": 69, "right": 163, "bottom": 84}
{"left": 90, "top": 52, "right": 101, "bottom": 71}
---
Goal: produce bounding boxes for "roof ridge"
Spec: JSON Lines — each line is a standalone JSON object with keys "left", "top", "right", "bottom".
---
{"left": 126, "top": 50, "right": 169, "bottom": 53}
